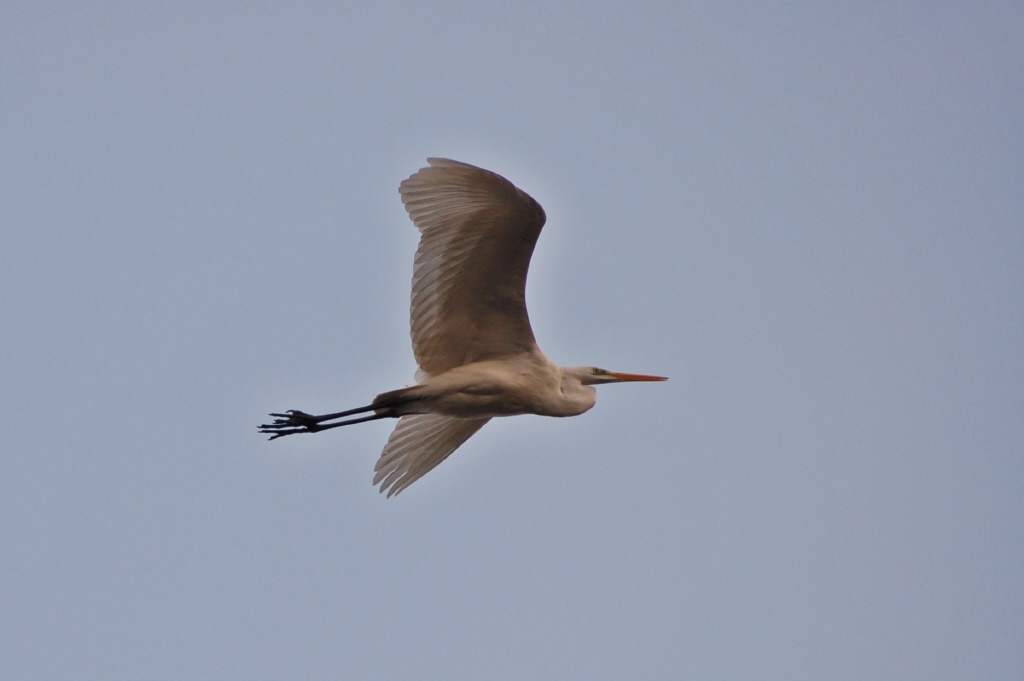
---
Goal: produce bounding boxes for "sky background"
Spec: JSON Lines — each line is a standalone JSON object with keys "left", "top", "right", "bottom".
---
{"left": 2, "top": 3, "right": 1022, "bottom": 679}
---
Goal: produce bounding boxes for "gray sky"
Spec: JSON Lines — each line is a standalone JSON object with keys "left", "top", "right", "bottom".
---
{"left": 2, "top": 3, "right": 1022, "bottom": 679}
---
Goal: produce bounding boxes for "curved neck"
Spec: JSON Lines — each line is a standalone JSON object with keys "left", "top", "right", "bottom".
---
{"left": 553, "top": 367, "right": 597, "bottom": 417}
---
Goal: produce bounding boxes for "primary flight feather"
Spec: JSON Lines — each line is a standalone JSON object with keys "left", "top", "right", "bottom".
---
{"left": 261, "top": 158, "right": 666, "bottom": 497}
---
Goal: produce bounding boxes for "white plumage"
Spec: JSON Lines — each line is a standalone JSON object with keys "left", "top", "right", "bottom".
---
{"left": 261, "top": 158, "right": 666, "bottom": 497}
{"left": 373, "top": 414, "right": 490, "bottom": 497}
{"left": 402, "top": 158, "right": 545, "bottom": 375}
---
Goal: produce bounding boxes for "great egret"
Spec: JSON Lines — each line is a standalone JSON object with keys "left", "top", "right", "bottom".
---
{"left": 260, "top": 158, "right": 666, "bottom": 496}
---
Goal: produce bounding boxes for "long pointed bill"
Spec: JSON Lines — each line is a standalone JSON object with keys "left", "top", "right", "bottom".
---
{"left": 606, "top": 371, "right": 668, "bottom": 382}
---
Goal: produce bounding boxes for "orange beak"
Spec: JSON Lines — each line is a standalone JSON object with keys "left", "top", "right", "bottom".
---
{"left": 606, "top": 372, "right": 668, "bottom": 382}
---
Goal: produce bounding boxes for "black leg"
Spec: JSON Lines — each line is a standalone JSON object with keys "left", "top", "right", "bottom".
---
{"left": 258, "top": 406, "right": 398, "bottom": 440}
{"left": 266, "top": 402, "right": 380, "bottom": 425}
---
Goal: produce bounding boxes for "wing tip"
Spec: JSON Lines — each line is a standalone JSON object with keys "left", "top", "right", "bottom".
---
{"left": 426, "top": 157, "right": 460, "bottom": 167}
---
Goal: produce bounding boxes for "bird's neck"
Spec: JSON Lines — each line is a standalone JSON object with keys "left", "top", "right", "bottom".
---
{"left": 552, "top": 369, "right": 597, "bottom": 417}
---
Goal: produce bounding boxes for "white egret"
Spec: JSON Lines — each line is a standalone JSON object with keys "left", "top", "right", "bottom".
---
{"left": 260, "top": 158, "right": 666, "bottom": 496}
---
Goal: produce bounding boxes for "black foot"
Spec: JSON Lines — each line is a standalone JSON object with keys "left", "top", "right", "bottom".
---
{"left": 259, "top": 410, "right": 322, "bottom": 440}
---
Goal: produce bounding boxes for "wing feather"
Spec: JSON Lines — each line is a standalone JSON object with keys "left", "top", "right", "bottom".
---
{"left": 373, "top": 414, "right": 491, "bottom": 497}
{"left": 399, "top": 158, "right": 546, "bottom": 375}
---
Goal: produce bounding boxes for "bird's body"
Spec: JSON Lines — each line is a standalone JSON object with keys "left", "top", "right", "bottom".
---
{"left": 261, "top": 158, "right": 665, "bottom": 496}
{"left": 374, "top": 354, "right": 599, "bottom": 420}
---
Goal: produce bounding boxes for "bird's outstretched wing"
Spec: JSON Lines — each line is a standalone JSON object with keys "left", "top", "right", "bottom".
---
{"left": 399, "top": 158, "right": 546, "bottom": 376}
{"left": 373, "top": 414, "right": 491, "bottom": 497}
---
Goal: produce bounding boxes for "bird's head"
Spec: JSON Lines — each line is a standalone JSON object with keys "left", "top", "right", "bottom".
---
{"left": 568, "top": 366, "right": 668, "bottom": 386}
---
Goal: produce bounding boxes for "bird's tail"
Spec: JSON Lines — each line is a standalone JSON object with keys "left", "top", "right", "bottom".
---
{"left": 371, "top": 385, "right": 428, "bottom": 415}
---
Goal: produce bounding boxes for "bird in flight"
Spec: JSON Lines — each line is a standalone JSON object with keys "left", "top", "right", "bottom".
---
{"left": 260, "top": 158, "right": 666, "bottom": 496}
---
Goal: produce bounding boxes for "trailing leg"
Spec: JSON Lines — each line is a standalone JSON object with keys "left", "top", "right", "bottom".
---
{"left": 258, "top": 386, "right": 425, "bottom": 440}
{"left": 259, "top": 407, "right": 397, "bottom": 440}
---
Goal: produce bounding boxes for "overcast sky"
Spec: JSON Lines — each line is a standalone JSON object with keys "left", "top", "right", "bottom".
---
{"left": 2, "top": 3, "right": 1022, "bottom": 679}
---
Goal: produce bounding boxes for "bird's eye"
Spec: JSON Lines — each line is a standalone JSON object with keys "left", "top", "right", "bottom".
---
{"left": 592, "top": 368, "right": 607, "bottom": 375}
